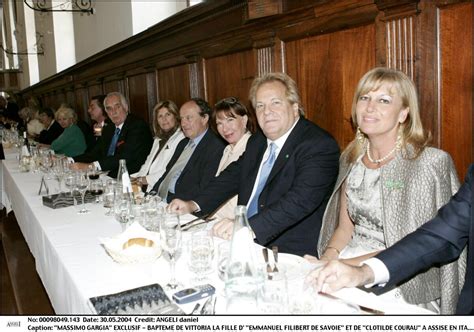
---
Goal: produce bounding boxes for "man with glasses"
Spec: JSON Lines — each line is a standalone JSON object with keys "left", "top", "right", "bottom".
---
{"left": 71, "top": 92, "right": 152, "bottom": 178}
{"left": 149, "top": 98, "right": 226, "bottom": 202}
{"left": 169, "top": 73, "right": 340, "bottom": 257}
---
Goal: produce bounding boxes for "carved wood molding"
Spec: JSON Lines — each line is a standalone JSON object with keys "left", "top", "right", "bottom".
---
{"left": 257, "top": 47, "right": 274, "bottom": 76}
{"left": 247, "top": 0, "right": 283, "bottom": 20}
{"left": 376, "top": 0, "right": 420, "bottom": 20}
{"left": 385, "top": 16, "right": 416, "bottom": 78}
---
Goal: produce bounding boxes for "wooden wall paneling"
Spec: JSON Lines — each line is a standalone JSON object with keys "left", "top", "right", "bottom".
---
{"left": 439, "top": 1, "right": 473, "bottom": 178}
{"left": 88, "top": 84, "right": 103, "bottom": 99}
{"left": 156, "top": 64, "right": 190, "bottom": 108}
{"left": 103, "top": 80, "right": 120, "bottom": 94}
{"left": 204, "top": 49, "right": 257, "bottom": 109}
{"left": 189, "top": 61, "right": 202, "bottom": 99}
{"left": 285, "top": 24, "right": 376, "bottom": 150}
{"left": 257, "top": 46, "right": 274, "bottom": 76}
{"left": 127, "top": 73, "right": 150, "bottom": 123}
{"left": 146, "top": 71, "right": 158, "bottom": 123}
{"left": 384, "top": 15, "right": 416, "bottom": 78}
{"left": 74, "top": 87, "right": 89, "bottom": 125}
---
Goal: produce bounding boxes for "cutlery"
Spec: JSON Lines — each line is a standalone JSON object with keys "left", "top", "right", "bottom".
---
{"left": 200, "top": 296, "right": 213, "bottom": 315}
{"left": 182, "top": 217, "right": 217, "bottom": 232}
{"left": 318, "top": 291, "right": 385, "bottom": 315}
{"left": 190, "top": 302, "right": 201, "bottom": 315}
{"left": 272, "top": 246, "right": 279, "bottom": 273}
{"left": 177, "top": 213, "right": 210, "bottom": 229}
{"left": 262, "top": 248, "right": 273, "bottom": 280}
{"left": 211, "top": 296, "right": 217, "bottom": 315}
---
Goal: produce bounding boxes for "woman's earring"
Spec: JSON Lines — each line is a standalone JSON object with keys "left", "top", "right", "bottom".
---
{"left": 396, "top": 126, "right": 403, "bottom": 151}
{"left": 356, "top": 127, "right": 365, "bottom": 145}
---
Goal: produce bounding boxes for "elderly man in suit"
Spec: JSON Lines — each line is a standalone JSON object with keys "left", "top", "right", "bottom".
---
{"left": 149, "top": 98, "right": 226, "bottom": 202}
{"left": 169, "top": 73, "right": 340, "bottom": 257}
{"left": 71, "top": 92, "right": 152, "bottom": 178}
{"left": 308, "top": 164, "right": 474, "bottom": 314}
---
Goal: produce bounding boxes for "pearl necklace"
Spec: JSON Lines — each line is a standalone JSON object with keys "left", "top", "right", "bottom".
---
{"left": 366, "top": 142, "right": 397, "bottom": 164}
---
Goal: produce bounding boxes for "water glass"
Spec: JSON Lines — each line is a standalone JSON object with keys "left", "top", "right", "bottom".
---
{"left": 216, "top": 241, "right": 230, "bottom": 281}
{"left": 114, "top": 193, "right": 132, "bottom": 230}
{"left": 103, "top": 179, "right": 118, "bottom": 216}
{"left": 258, "top": 271, "right": 289, "bottom": 314}
{"left": 188, "top": 231, "right": 214, "bottom": 281}
{"left": 160, "top": 213, "right": 182, "bottom": 290}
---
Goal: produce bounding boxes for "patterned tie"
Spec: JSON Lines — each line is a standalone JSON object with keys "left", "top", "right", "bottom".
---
{"left": 247, "top": 143, "right": 277, "bottom": 218}
{"left": 107, "top": 127, "right": 121, "bottom": 156}
{"left": 156, "top": 141, "right": 196, "bottom": 200}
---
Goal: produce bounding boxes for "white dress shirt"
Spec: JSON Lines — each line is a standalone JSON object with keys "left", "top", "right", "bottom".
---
{"left": 246, "top": 118, "right": 300, "bottom": 212}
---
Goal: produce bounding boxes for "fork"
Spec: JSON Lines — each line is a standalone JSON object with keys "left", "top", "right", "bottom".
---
{"left": 262, "top": 248, "right": 273, "bottom": 280}
{"left": 272, "top": 246, "right": 279, "bottom": 273}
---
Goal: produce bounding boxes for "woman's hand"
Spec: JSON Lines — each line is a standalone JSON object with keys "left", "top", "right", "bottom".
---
{"left": 211, "top": 218, "right": 234, "bottom": 240}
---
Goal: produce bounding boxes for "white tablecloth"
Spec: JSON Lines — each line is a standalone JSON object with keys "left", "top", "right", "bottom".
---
{"left": 1, "top": 149, "right": 432, "bottom": 315}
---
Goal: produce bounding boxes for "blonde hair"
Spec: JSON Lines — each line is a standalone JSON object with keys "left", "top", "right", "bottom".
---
{"left": 55, "top": 106, "right": 77, "bottom": 125}
{"left": 346, "top": 67, "right": 430, "bottom": 163}
{"left": 249, "top": 72, "right": 304, "bottom": 116}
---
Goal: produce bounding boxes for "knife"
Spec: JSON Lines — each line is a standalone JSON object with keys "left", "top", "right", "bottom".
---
{"left": 318, "top": 291, "right": 385, "bottom": 315}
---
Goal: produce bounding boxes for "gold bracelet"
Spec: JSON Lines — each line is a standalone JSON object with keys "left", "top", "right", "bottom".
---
{"left": 326, "top": 246, "right": 341, "bottom": 255}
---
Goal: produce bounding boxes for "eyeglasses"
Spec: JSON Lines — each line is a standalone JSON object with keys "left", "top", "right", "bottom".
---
{"left": 215, "top": 97, "right": 239, "bottom": 109}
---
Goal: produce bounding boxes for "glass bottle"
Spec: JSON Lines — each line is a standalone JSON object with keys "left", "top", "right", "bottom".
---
{"left": 19, "top": 131, "right": 31, "bottom": 172}
{"left": 116, "top": 159, "right": 132, "bottom": 194}
{"left": 224, "top": 205, "right": 261, "bottom": 314}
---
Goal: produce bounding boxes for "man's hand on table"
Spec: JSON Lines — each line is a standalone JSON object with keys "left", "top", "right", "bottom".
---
{"left": 70, "top": 162, "right": 92, "bottom": 171}
{"left": 211, "top": 218, "right": 234, "bottom": 240}
{"left": 305, "top": 260, "right": 375, "bottom": 293}
{"left": 167, "top": 199, "right": 199, "bottom": 215}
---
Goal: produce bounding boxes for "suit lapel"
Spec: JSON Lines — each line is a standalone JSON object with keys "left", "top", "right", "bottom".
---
{"left": 179, "top": 130, "right": 210, "bottom": 177}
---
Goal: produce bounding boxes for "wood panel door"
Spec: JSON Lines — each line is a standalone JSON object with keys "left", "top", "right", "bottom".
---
{"left": 157, "top": 65, "right": 190, "bottom": 109}
{"left": 204, "top": 49, "right": 257, "bottom": 109}
{"left": 439, "top": 2, "right": 473, "bottom": 178}
{"left": 285, "top": 24, "right": 376, "bottom": 150}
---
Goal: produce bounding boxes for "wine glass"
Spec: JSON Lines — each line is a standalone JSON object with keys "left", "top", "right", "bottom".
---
{"left": 160, "top": 213, "right": 182, "bottom": 290}
{"left": 64, "top": 171, "right": 77, "bottom": 198}
{"left": 90, "top": 179, "right": 104, "bottom": 204}
{"left": 52, "top": 157, "right": 67, "bottom": 194}
{"left": 75, "top": 174, "right": 90, "bottom": 214}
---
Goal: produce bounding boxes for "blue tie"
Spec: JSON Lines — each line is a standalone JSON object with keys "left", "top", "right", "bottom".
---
{"left": 107, "top": 127, "right": 121, "bottom": 156}
{"left": 247, "top": 143, "right": 277, "bottom": 218}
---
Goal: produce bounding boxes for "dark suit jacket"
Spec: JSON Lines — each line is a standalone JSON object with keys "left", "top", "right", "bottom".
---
{"left": 74, "top": 114, "right": 152, "bottom": 178}
{"left": 376, "top": 164, "right": 474, "bottom": 314}
{"left": 194, "top": 117, "right": 340, "bottom": 256}
{"left": 38, "top": 120, "right": 64, "bottom": 145}
{"left": 76, "top": 119, "right": 96, "bottom": 152}
{"left": 151, "top": 129, "right": 226, "bottom": 201}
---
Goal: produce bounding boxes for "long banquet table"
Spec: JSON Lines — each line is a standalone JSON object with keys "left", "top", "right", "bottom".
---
{"left": 1, "top": 148, "right": 432, "bottom": 315}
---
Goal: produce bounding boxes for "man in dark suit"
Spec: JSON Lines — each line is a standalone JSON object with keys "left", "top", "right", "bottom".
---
{"left": 309, "top": 165, "right": 473, "bottom": 314}
{"left": 149, "top": 98, "right": 226, "bottom": 202}
{"left": 71, "top": 92, "right": 152, "bottom": 178}
{"left": 37, "top": 107, "right": 64, "bottom": 144}
{"left": 169, "top": 73, "right": 340, "bottom": 256}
